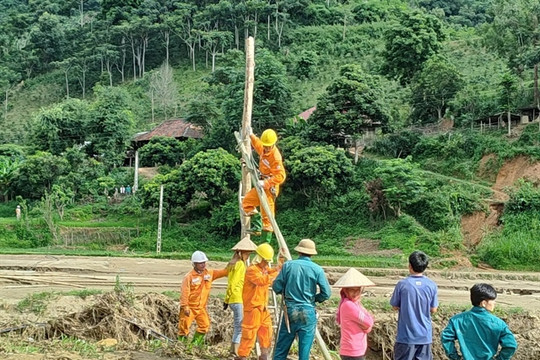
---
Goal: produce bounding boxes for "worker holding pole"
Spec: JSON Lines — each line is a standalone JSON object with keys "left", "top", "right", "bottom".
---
{"left": 235, "top": 243, "right": 284, "bottom": 360}
{"left": 272, "top": 239, "right": 331, "bottom": 360}
{"left": 178, "top": 251, "right": 232, "bottom": 346}
{"left": 224, "top": 236, "right": 258, "bottom": 356}
{"left": 242, "top": 128, "right": 286, "bottom": 243}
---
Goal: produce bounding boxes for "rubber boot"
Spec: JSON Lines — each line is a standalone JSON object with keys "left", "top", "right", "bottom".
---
{"left": 260, "top": 230, "right": 273, "bottom": 243}
{"left": 177, "top": 335, "right": 188, "bottom": 343}
{"left": 191, "top": 332, "right": 205, "bottom": 346}
{"left": 247, "top": 213, "right": 262, "bottom": 235}
{"left": 232, "top": 342, "right": 240, "bottom": 356}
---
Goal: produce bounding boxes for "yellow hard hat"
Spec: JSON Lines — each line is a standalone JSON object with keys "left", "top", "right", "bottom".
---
{"left": 260, "top": 129, "right": 278, "bottom": 146}
{"left": 255, "top": 243, "right": 274, "bottom": 261}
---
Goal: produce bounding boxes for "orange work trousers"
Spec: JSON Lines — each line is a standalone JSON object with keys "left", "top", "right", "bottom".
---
{"left": 242, "top": 187, "right": 275, "bottom": 232}
{"left": 178, "top": 307, "right": 210, "bottom": 336}
{"left": 238, "top": 307, "right": 273, "bottom": 357}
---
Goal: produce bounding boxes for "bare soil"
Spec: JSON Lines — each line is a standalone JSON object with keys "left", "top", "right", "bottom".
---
{"left": 1, "top": 255, "right": 540, "bottom": 359}
{"left": 461, "top": 155, "right": 540, "bottom": 245}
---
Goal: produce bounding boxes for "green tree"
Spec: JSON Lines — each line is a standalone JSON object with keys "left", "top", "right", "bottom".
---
{"left": 0, "top": 156, "right": 21, "bottom": 202}
{"left": 14, "top": 151, "right": 69, "bottom": 200}
{"left": 498, "top": 72, "right": 519, "bottom": 136}
{"left": 88, "top": 85, "right": 134, "bottom": 167}
{"left": 373, "top": 157, "right": 426, "bottom": 217}
{"left": 32, "top": 98, "right": 91, "bottom": 155}
{"left": 308, "top": 64, "right": 389, "bottom": 149}
{"left": 286, "top": 145, "right": 354, "bottom": 203}
{"left": 139, "top": 136, "right": 186, "bottom": 167}
{"left": 381, "top": 9, "right": 445, "bottom": 84}
{"left": 410, "top": 56, "right": 463, "bottom": 123}
{"left": 178, "top": 148, "right": 240, "bottom": 206}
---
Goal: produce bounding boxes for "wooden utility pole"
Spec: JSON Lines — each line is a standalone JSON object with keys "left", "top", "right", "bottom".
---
{"left": 240, "top": 37, "right": 255, "bottom": 239}
{"left": 133, "top": 149, "right": 139, "bottom": 193}
{"left": 156, "top": 184, "right": 164, "bottom": 254}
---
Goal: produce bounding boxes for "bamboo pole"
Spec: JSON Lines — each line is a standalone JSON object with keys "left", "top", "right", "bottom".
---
{"left": 240, "top": 37, "right": 255, "bottom": 239}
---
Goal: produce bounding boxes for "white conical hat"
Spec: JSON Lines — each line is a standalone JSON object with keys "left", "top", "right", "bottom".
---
{"left": 231, "top": 236, "right": 258, "bottom": 251}
{"left": 333, "top": 268, "right": 375, "bottom": 288}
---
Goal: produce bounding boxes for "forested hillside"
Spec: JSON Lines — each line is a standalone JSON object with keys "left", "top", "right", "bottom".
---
{"left": 1, "top": 0, "right": 539, "bottom": 270}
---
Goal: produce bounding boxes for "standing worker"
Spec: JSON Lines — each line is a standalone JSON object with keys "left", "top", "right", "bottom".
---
{"left": 178, "top": 250, "right": 232, "bottom": 346}
{"left": 334, "top": 268, "right": 376, "bottom": 360}
{"left": 224, "top": 236, "right": 258, "bottom": 356}
{"left": 390, "top": 250, "right": 438, "bottom": 360}
{"left": 235, "top": 243, "right": 283, "bottom": 360}
{"left": 441, "top": 283, "right": 517, "bottom": 360}
{"left": 242, "top": 129, "right": 286, "bottom": 243}
{"left": 15, "top": 205, "right": 21, "bottom": 220}
{"left": 272, "top": 239, "right": 331, "bottom": 360}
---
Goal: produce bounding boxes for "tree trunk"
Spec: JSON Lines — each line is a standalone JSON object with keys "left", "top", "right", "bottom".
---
{"left": 164, "top": 30, "right": 170, "bottom": 66}
{"left": 4, "top": 90, "right": 8, "bottom": 122}
{"left": 80, "top": 0, "right": 84, "bottom": 26}
{"left": 130, "top": 36, "right": 137, "bottom": 81}
{"left": 507, "top": 110, "right": 511, "bottom": 136}
{"left": 65, "top": 70, "right": 70, "bottom": 98}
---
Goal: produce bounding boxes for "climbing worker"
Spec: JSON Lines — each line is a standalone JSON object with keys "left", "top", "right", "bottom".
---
{"left": 272, "top": 239, "right": 331, "bottom": 360}
{"left": 178, "top": 250, "right": 232, "bottom": 346}
{"left": 242, "top": 128, "right": 286, "bottom": 243}
{"left": 224, "top": 236, "right": 258, "bottom": 356}
{"left": 334, "top": 268, "right": 376, "bottom": 360}
{"left": 235, "top": 243, "right": 284, "bottom": 360}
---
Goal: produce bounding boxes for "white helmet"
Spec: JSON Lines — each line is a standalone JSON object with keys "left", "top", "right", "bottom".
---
{"left": 191, "top": 250, "right": 208, "bottom": 263}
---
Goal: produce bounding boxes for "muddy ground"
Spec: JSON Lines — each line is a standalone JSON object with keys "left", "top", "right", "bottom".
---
{"left": 1, "top": 255, "right": 540, "bottom": 359}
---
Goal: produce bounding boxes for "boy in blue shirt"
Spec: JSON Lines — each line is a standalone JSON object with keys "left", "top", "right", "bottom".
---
{"left": 390, "top": 250, "right": 438, "bottom": 360}
{"left": 441, "top": 283, "right": 517, "bottom": 360}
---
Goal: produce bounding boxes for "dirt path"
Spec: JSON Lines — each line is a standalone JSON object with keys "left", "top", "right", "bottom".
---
{"left": 1, "top": 254, "right": 540, "bottom": 310}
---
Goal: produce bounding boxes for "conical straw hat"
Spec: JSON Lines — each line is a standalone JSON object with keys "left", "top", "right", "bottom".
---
{"left": 333, "top": 268, "right": 375, "bottom": 288}
{"left": 231, "top": 236, "right": 258, "bottom": 251}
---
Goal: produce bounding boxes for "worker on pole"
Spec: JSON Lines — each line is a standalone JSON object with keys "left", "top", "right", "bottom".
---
{"left": 178, "top": 250, "right": 232, "bottom": 346}
{"left": 242, "top": 129, "right": 286, "bottom": 243}
{"left": 224, "top": 237, "right": 258, "bottom": 356}
{"left": 235, "top": 243, "right": 284, "bottom": 360}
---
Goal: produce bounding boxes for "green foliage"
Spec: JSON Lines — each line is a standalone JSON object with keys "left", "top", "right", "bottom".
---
{"left": 139, "top": 136, "right": 194, "bottom": 167}
{"left": 374, "top": 157, "right": 426, "bottom": 217}
{"left": 87, "top": 85, "right": 135, "bottom": 168}
{"left": 477, "top": 213, "right": 540, "bottom": 270}
{"left": 368, "top": 130, "right": 422, "bottom": 158}
{"left": 16, "top": 291, "right": 56, "bottom": 314}
{"left": 504, "top": 180, "right": 540, "bottom": 214}
{"left": 410, "top": 55, "right": 464, "bottom": 123}
{"left": 285, "top": 145, "right": 354, "bottom": 202}
{"left": 14, "top": 151, "right": 69, "bottom": 200}
{"left": 381, "top": 9, "right": 445, "bottom": 84}
{"left": 308, "top": 64, "right": 389, "bottom": 146}
{"left": 292, "top": 50, "right": 319, "bottom": 79}
{"left": 31, "top": 98, "right": 90, "bottom": 155}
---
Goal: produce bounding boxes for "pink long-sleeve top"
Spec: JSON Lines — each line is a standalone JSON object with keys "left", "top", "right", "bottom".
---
{"left": 336, "top": 290, "right": 374, "bottom": 357}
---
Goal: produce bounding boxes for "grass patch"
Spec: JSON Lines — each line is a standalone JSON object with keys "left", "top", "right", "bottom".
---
{"left": 16, "top": 292, "right": 57, "bottom": 314}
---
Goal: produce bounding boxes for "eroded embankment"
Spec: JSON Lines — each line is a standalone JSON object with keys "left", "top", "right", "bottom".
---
{"left": 1, "top": 292, "right": 538, "bottom": 360}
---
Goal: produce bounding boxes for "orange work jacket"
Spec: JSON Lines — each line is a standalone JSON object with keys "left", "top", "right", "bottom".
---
{"left": 251, "top": 134, "right": 286, "bottom": 196}
{"left": 242, "top": 263, "right": 279, "bottom": 311}
{"left": 180, "top": 268, "right": 228, "bottom": 311}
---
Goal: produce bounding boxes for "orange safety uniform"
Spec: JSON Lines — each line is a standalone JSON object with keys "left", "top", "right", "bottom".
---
{"left": 237, "top": 263, "right": 280, "bottom": 357}
{"left": 178, "top": 268, "right": 228, "bottom": 336}
{"left": 242, "top": 134, "right": 286, "bottom": 232}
